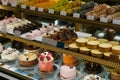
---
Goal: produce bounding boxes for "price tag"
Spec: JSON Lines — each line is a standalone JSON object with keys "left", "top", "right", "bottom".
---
{"left": 60, "top": 11, "right": 67, "bottom": 16}
{"left": 1, "top": 27, "right": 7, "bottom": 34}
{"left": 112, "top": 19, "right": 120, "bottom": 25}
{"left": 73, "top": 13, "right": 80, "bottom": 18}
{"left": 100, "top": 17, "right": 108, "bottom": 23}
{"left": 87, "top": 15, "right": 94, "bottom": 20}
{"left": 2, "top": 2, "right": 8, "bottom": 5}
{"left": 38, "top": 7, "right": 44, "bottom": 12}
{"left": 30, "top": 6, "right": 35, "bottom": 10}
{"left": 11, "top": 3, "right": 17, "bottom": 7}
{"left": 48, "top": 9, "right": 54, "bottom": 14}
{"left": 49, "top": 39, "right": 57, "bottom": 46}
{"left": 57, "top": 41, "right": 65, "bottom": 49}
{"left": 21, "top": 5, "right": 26, "bottom": 9}
{"left": 14, "top": 30, "right": 21, "bottom": 37}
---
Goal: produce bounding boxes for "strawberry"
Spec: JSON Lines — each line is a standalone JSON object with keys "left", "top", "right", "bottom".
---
{"left": 46, "top": 55, "right": 51, "bottom": 61}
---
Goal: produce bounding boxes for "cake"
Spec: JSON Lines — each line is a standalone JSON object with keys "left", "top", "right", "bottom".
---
{"left": 60, "top": 65, "right": 77, "bottom": 80}
{"left": 111, "top": 70, "right": 120, "bottom": 80}
{"left": 25, "top": 32, "right": 35, "bottom": 40}
{"left": 99, "top": 43, "right": 112, "bottom": 52}
{"left": 32, "top": 29, "right": 42, "bottom": 36}
{"left": 103, "top": 52, "right": 112, "bottom": 60}
{"left": 112, "top": 45, "right": 120, "bottom": 55}
{"left": 85, "top": 37, "right": 97, "bottom": 41}
{"left": 91, "top": 50, "right": 103, "bottom": 58}
{"left": 79, "top": 47, "right": 90, "bottom": 55}
{"left": 68, "top": 43, "right": 79, "bottom": 52}
{"left": 39, "top": 52, "right": 54, "bottom": 72}
{"left": 63, "top": 54, "right": 77, "bottom": 66}
{"left": 108, "top": 41, "right": 119, "bottom": 46}
{"left": 84, "top": 74, "right": 102, "bottom": 80}
{"left": 47, "top": 23, "right": 54, "bottom": 31}
{"left": 87, "top": 41, "right": 100, "bottom": 49}
{"left": 76, "top": 38, "right": 88, "bottom": 47}
{"left": 1, "top": 47, "right": 19, "bottom": 60}
{"left": 84, "top": 62, "right": 103, "bottom": 74}
{"left": 97, "top": 39, "right": 108, "bottom": 43}
{"left": 0, "top": 43, "right": 3, "bottom": 53}
{"left": 40, "top": 27, "right": 48, "bottom": 34}
{"left": 18, "top": 53, "right": 38, "bottom": 67}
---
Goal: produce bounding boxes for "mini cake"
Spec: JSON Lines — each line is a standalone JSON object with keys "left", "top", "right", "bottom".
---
{"left": 47, "top": 23, "right": 54, "bottom": 31}
{"left": 39, "top": 52, "right": 54, "bottom": 72}
{"left": 91, "top": 50, "right": 103, "bottom": 58}
{"left": 0, "top": 43, "right": 3, "bottom": 53}
{"left": 32, "top": 29, "right": 41, "bottom": 36}
{"left": 40, "top": 27, "right": 48, "bottom": 34}
{"left": 99, "top": 43, "right": 112, "bottom": 52}
{"left": 87, "top": 41, "right": 100, "bottom": 49}
{"left": 76, "top": 38, "right": 88, "bottom": 47}
{"left": 85, "top": 36, "right": 97, "bottom": 41}
{"left": 112, "top": 45, "right": 120, "bottom": 55}
{"left": 69, "top": 43, "right": 79, "bottom": 52}
{"left": 25, "top": 32, "right": 35, "bottom": 40}
{"left": 97, "top": 39, "right": 108, "bottom": 43}
{"left": 111, "top": 70, "right": 120, "bottom": 80}
{"left": 84, "top": 74, "right": 102, "bottom": 80}
{"left": 103, "top": 52, "right": 112, "bottom": 60}
{"left": 79, "top": 47, "right": 90, "bottom": 55}
{"left": 84, "top": 62, "right": 103, "bottom": 74}
{"left": 18, "top": 53, "right": 37, "bottom": 67}
{"left": 63, "top": 54, "right": 77, "bottom": 66}
{"left": 1, "top": 47, "right": 19, "bottom": 60}
{"left": 60, "top": 65, "right": 77, "bottom": 80}
{"left": 108, "top": 41, "right": 119, "bottom": 46}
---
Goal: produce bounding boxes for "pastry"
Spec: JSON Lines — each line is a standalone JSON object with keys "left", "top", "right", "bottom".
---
{"left": 99, "top": 43, "right": 112, "bottom": 52}
{"left": 1, "top": 47, "right": 19, "bottom": 60}
{"left": 112, "top": 45, "right": 120, "bottom": 55}
{"left": 76, "top": 38, "right": 88, "bottom": 47}
{"left": 79, "top": 47, "right": 90, "bottom": 55}
{"left": 60, "top": 65, "right": 77, "bottom": 80}
{"left": 108, "top": 41, "right": 119, "bottom": 46}
{"left": 63, "top": 54, "right": 77, "bottom": 66}
{"left": 39, "top": 52, "right": 54, "bottom": 72}
{"left": 69, "top": 43, "right": 79, "bottom": 52}
{"left": 103, "top": 52, "right": 112, "bottom": 60}
{"left": 84, "top": 74, "right": 102, "bottom": 80}
{"left": 91, "top": 49, "right": 103, "bottom": 58}
{"left": 87, "top": 41, "right": 100, "bottom": 49}
{"left": 18, "top": 53, "right": 38, "bottom": 67}
{"left": 97, "top": 39, "right": 108, "bottom": 43}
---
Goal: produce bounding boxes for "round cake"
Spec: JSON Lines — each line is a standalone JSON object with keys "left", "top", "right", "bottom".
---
{"left": 84, "top": 74, "right": 102, "bottom": 80}
{"left": 39, "top": 52, "right": 54, "bottom": 72}
{"left": 1, "top": 47, "right": 19, "bottom": 60}
{"left": 69, "top": 43, "right": 79, "bottom": 52}
{"left": 76, "top": 38, "right": 88, "bottom": 47}
{"left": 103, "top": 52, "right": 112, "bottom": 60}
{"left": 63, "top": 54, "right": 77, "bottom": 66}
{"left": 108, "top": 41, "right": 119, "bottom": 46}
{"left": 87, "top": 41, "right": 100, "bottom": 49}
{"left": 79, "top": 47, "right": 90, "bottom": 55}
{"left": 99, "top": 43, "right": 112, "bottom": 52}
{"left": 112, "top": 45, "right": 120, "bottom": 55}
{"left": 111, "top": 70, "right": 120, "bottom": 80}
{"left": 91, "top": 50, "right": 103, "bottom": 58}
{"left": 18, "top": 53, "right": 38, "bottom": 67}
{"left": 97, "top": 39, "right": 108, "bottom": 43}
{"left": 60, "top": 65, "right": 77, "bottom": 80}
{"left": 85, "top": 36, "right": 97, "bottom": 41}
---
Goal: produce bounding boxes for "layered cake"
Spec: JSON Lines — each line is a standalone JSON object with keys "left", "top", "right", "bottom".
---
{"left": 97, "top": 39, "right": 108, "bottom": 43}
{"left": 84, "top": 74, "right": 102, "bottom": 80}
{"left": 18, "top": 53, "right": 38, "bottom": 67}
{"left": 112, "top": 45, "right": 120, "bottom": 55}
{"left": 76, "top": 38, "right": 88, "bottom": 47}
{"left": 60, "top": 65, "right": 77, "bottom": 80}
{"left": 1, "top": 47, "right": 19, "bottom": 60}
{"left": 79, "top": 47, "right": 90, "bottom": 55}
{"left": 84, "top": 62, "right": 103, "bottom": 74}
{"left": 85, "top": 37, "right": 97, "bottom": 41}
{"left": 68, "top": 43, "right": 79, "bottom": 52}
{"left": 39, "top": 52, "right": 54, "bottom": 72}
{"left": 111, "top": 70, "right": 120, "bottom": 80}
{"left": 63, "top": 54, "right": 77, "bottom": 66}
{"left": 109, "top": 41, "right": 119, "bottom": 46}
{"left": 91, "top": 50, "right": 103, "bottom": 58}
{"left": 99, "top": 43, "right": 112, "bottom": 52}
{"left": 87, "top": 41, "right": 100, "bottom": 49}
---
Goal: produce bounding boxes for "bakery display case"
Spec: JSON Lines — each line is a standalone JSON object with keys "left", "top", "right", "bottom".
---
{"left": 0, "top": 0, "right": 120, "bottom": 80}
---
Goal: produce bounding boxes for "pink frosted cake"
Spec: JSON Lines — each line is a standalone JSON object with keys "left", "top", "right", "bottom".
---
{"left": 60, "top": 65, "right": 77, "bottom": 80}
{"left": 9, "top": 15, "right": 17, "bottom": 22}
{"left": 40, "top": 27, "right": 48, "bottom": 34}
{"left": 32, "top": 29, "right": 42, "bottom": 36}
{"left": 47, "top": 23, "right": 54, "bottom": 31}
{"left": 39, "top": 52, "right": 54, "bottom": 72}
{"left": 25, "top": 32, "right": 35, "bottom": 40}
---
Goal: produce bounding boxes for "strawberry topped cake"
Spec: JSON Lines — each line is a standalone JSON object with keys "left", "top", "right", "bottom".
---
{"left": 38, "top": 52, "right": 54, "bottom": 72}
